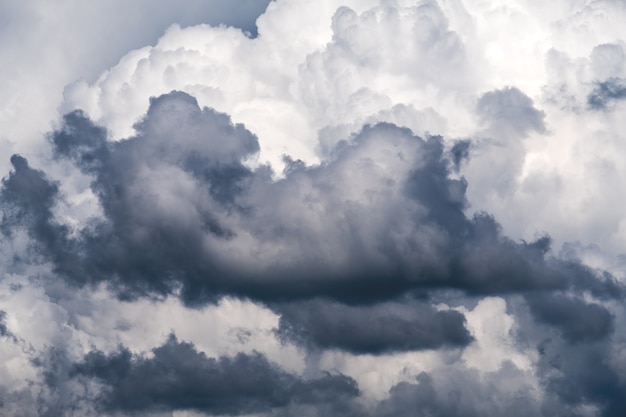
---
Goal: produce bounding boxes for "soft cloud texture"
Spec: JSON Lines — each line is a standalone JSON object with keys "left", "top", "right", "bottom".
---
{"left": 2, "top": 89, "right": 624, "bottom": 416}
{"left": 3, "top": 0, "right": 626, "bottom": 416}
{"left": 71, "top": 335, "right": 359, "bottom": 415}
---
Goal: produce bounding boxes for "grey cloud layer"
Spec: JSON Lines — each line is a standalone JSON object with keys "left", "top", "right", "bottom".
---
{"left": 275, "top": 299, "right": 472, "bottom": 354}
{"left": 4, "top": 91, "right": 617, "bottom": 306}
{"left": 2, "top": 90, "right": 625, "bottom": 415}
{"left": 70, "top": 335, "right": 359, "bottom": 415}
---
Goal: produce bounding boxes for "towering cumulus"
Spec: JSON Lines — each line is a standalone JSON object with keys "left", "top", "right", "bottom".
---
{"left": 1, "top": 1, "right": 626, "bottom": 416}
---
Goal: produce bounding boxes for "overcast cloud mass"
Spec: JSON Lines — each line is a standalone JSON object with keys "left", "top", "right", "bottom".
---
{"left": 2, "top": 0, "right": 626, "bottom": 416}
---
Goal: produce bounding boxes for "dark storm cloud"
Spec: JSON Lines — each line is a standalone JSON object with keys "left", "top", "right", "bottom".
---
{"left": 0, "top": 155, "right": 59, "bottom": 232}
{"left": 50, "top": 110, "right": 109, "bottom": 174}
{"left": 507, "top": 294, "right": 626, "bottom": 417}
{"left": 46, "top": 92, "right": 260, "bottom": 299}
{"left": 533, "top": 334, "right": 626, "bottom": 417}
{"left": 587, "top": 77, "right": 626, "bottom": 110}
{"left": 63, "top": 332, "right": 551, "bottom": 417}
{"left": 275, "top": 299, "right": 472, "bottom": 354}
{"left": 0, "top": 155, "right": 76, "bottom": 282}
{"left": 526, "top": 292, "right": 614, "bottom": 343}
{"left": 71, "top": 335, "right": 359, "bottom": 415}
{"left": 1, "top": 91, "right": 620, "bottom": 306}
{"left": 0, "top": 155, "right": 89, "bottom": 286}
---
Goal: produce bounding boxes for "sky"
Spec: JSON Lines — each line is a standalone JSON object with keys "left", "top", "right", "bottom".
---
{"left": 2, "top": 0, "right": 626, "bottom": 416}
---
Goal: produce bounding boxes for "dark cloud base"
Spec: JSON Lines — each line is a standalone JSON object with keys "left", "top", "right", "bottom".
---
{"left": 1, "top": 91, "right": 626, "bottom": 416}
{"left": 71, "top": 335, "right": 359, "bottom": 415}
{"left": 3, "top": 92, "right": 618, "bottom": 303}
{"left": 275, "top": 299, "right": 472, "bottom": 354}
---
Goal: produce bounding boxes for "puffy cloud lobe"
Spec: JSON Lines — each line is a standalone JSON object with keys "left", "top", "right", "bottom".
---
{"left": 476, "top": 87, "right": 545, "bottom": 137}
{"left": 61, "top": 0, "right": 474, "bottom": 170}
{"left": 46, "top": 92, "right": 260, "bottom": 299}
{"left": 307, "top": 1, "right": 471, "bottom": 107}
{"left": 462, "top": 87, "right": 546, "bottom": 209}
{"left": 276, "top": 299, "right": 472, "bottom": 354}
{"left": 507, "top": 293, "right": 626, "bottom": 417}
{"left": 71, "top": 334, "right": 359, "bottom": 415}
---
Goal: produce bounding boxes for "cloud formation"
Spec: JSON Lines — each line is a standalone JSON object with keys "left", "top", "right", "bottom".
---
{"left": 3, "top": 0, "right": 626, "bottom": 416}
{"left": 0, "top": 0, "right": 271, "bottom": 176}
{"left": 276, "top": 299, "right": 472, "bottom": 354}
{"left": 5, "top": 91, "right": 618, "bottom": 306}
{"left": 2, "top": 90, "right": 625, "bottom": 416}
{"left": 71, "top": 335, "right": 359, "bottom": 415}
{"left": 588, "top": 77, "right": 626, "bottom": 110}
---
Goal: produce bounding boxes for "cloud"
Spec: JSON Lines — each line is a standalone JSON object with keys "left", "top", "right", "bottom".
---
{"left": 4, "top": 0, "right": 626, "bottom": 416}
{"left": 0, "top": 155, "right": 65, "bottom": 256}
{"left": 0, "top": 311, "right": 8, "bottom": 337}
{"left": 2, "top": 89, "right": 623, "bottom": 416}
{"left": 4, "top": 91, "right": 618, "bottom": 308}
{"left": 54, "top": 0, "right": 626, "bottom": 261}
{"left": 588, "top": 77, "right": 626, "bottom": 110}
{"left": 0, "top": 0, "right": 271, "bottom": 176}
{"left": 526, "top": 293, "right": 614, "bottom": 343}
{"left": 376, "top": 364, "right": 541, "bottom": 417}
{"left": 70, "top": 334, "right": 359, "bottom": 415}
{"left": 60, "top": 0, "right": 474, "bottom": 170}
{"left": 519, "top": 317, "right": 626, "bottom": 417}
{"left": 537, "top": 345, "right": 626, "bottom": 417}
{"left": 476, "top": 87, "right": 546, "bottom": 136}
{"left": 276, "top": 299, "right": 472, "bottom": 354}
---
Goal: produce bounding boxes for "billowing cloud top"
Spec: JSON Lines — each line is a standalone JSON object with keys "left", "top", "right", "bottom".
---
{"left": 2, "top": 1, "right": 626, "bottom": 417}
